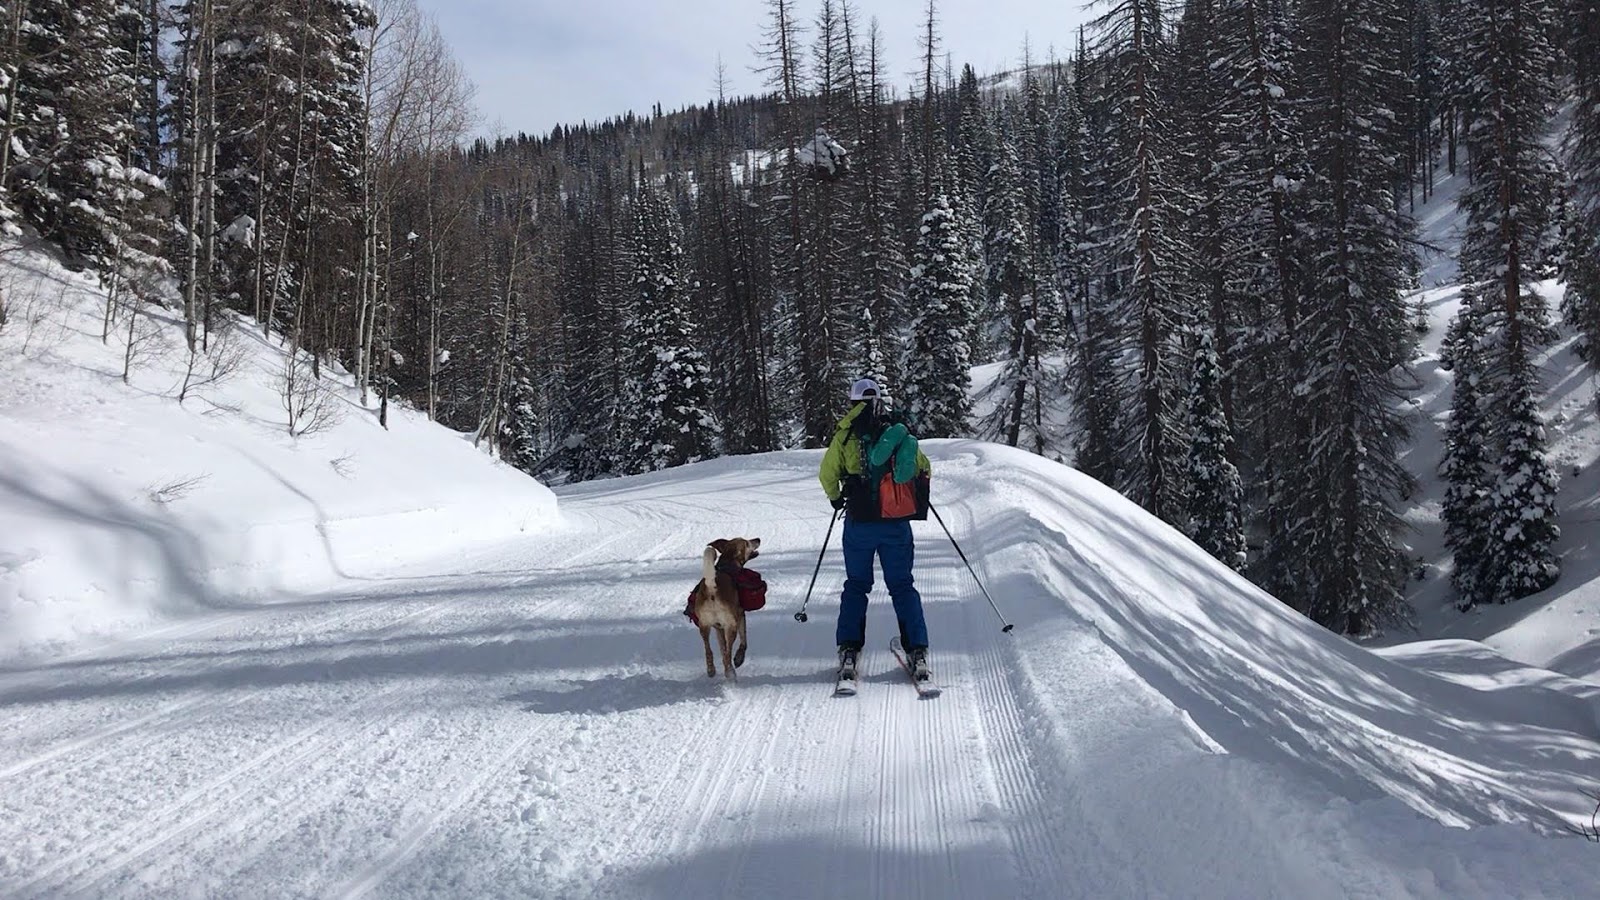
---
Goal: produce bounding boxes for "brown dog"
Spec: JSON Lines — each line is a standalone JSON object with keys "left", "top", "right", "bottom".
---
{"left": 692, "top": 537, "right": 761, "bottom": 679}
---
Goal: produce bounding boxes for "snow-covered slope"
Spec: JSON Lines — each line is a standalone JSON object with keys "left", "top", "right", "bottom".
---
{"left": 1391, "top": 163, "right": 1600, "bottom": 688}
{"left": 0, "top": 243, "right": 557, "bottom": 658}
{"left": 1, "top": 436, "right": 1595, "bottom": 897}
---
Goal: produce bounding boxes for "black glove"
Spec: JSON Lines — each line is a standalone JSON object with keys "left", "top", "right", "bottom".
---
{"left": 830, "top": 495, "right": 846, "bottom": 511}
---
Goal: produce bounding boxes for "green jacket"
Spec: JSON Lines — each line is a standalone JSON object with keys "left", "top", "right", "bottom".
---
{"left": 819, "top": 402, "right": 932, "bottom": 503}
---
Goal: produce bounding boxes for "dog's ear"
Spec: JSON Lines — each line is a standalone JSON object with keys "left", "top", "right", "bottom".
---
{"left": 709, "top": 539, "right": 732, "bottom": 557}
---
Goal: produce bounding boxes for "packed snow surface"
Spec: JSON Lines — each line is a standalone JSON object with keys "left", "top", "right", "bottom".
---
{"left": 2, "top": 441, "right": 1598, "bottom": 897}
{"left": 3, "top": 239, "right": 1599, "bottom": 897}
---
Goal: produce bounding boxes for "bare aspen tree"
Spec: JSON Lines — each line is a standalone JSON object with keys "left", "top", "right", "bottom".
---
{"left": 356, "top": 0, "right": 425, "bottom": 406}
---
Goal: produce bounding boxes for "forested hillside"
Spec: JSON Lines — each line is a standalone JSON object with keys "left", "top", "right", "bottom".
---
{"left": 1, "top": 0, "right": 1595, "bottom": 637}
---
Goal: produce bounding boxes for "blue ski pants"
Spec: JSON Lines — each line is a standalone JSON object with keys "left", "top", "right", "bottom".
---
{"left": 835, "top": 517, "right": 929, "bottom": 650}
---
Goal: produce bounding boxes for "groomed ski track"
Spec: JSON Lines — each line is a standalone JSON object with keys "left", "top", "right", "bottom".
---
{"left": 1, "top": 444, "right": 1594, "bottom": 898}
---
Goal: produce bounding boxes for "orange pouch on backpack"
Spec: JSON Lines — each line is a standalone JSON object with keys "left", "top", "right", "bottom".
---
{"left": 878, "top": 472, "right": 918, "bottom": 519}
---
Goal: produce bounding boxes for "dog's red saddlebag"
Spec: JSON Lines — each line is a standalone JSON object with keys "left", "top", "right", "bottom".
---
{"left": 734, "top": 567, "right": 767, "bottom": 611}
{"left": 683, "top": 567, "right": 767, "bottom": 624}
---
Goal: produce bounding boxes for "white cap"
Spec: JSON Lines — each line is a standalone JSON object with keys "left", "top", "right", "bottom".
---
{"left": 849, "top": 378, "right": 881, "bottom": 401}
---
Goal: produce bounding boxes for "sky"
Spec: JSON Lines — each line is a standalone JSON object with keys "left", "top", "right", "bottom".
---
{"left": 415, "top": 0, "right": 1099, "bottom": 138}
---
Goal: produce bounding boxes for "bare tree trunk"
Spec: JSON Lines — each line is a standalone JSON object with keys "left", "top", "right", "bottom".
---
{"left": 0, "top": 0, "right": 28, "bottom": 197}
{"left": 476, "top": 193, "right": 528, "bottom": 450}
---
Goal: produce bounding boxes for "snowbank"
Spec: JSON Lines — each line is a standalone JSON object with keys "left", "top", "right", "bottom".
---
{"left": 0, "top": 243, "right": 557, "bottom": 658}
{"left": 925, "top": 440, "right": 1600, "bottom": 834}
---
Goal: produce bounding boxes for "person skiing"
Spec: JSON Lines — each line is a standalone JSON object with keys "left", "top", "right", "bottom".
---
{"left": 818, "top": 378, "right": 933, "bottom": 684}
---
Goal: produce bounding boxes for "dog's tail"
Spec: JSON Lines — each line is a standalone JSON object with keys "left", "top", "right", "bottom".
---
{"left": 702, "top": 546, "right": 717, "bottom": 593}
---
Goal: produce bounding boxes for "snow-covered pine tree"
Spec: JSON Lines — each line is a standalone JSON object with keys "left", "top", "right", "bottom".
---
{"left": 1487, "top": 364, "right": 1561, "bottom": 598}
{"left": 1174, "top": 0, "right": 1233, "bottom": 423}
{"left": 1019, "top": 70, "right": 1055, "bottom": 266}
{"left": 548, "top": 169, "right": 631, "bottom": 480}
{"left": 903, "top": 193, "right": 975, "bottom": 437}
{"left": 842, "top": 10, "right": 905, "bottom": 393}
{"left": 622, "top": 184, "right": 720, "bottom": 473}
{"left": 1297, "top": 0, "right": 1418, "bottom": 634}
{"left": 690, "top": 93, "right": 777, "bottom": 457}
{"left": 755, "top": 0, "right": 820, "bottom": 446}
{"left": 1454, "top": 0, "right": 1560, "bottom": 602}
{"left": 210, "top": 0, "right": 374, "bottom": 343}
{"left": 1070, "top": 36, "right": 1126, "bottom": 488}
{"left": 954, "top": 64, "right": 989, "bottom": 202}
{"left": 10, "top": 0, "right": 164, "bottom": 279}
{"left": 980, "top": 134, "right": 1056, "bottom": 453}
{"left": 1050, "top": 67, "right": 1088, "bottom": 336}
{"left": 1400, "top": 0, "right": 1444, "bottom": 207}
{"left": 499, "top": 312, "right": 541, "bottom": 476}
{"left": 1439, "top": 296, "right": 1495, "bottom": 607}
{"left": 790, "top": 0, "right": 853, "bottom": 444}
{"left": 1094, "top": 0, "right": 1194, "bottom": 523}
{"left": 1565, "top": 0, "right": 1600, "bottom": 367}
{"left": 1211, "top": 0, "right": 1317, "bottom": 607}
{"left": 1183, "top": 329, "right": 1246, "bottom": 570}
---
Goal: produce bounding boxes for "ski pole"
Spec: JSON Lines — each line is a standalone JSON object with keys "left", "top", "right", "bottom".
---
{"left": 794, "top": 508, "right": 844, "bottom": 623}
{"left": 928, "top": 502, "right": 1014, "bottom": 633}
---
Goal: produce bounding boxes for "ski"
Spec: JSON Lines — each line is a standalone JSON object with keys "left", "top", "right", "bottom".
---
{"left": 889, "top": 637, "right": 941, "bottom": 697}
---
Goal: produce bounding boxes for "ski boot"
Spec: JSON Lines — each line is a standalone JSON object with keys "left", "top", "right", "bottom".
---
{"left": 907, "top": 646, "right": 930, "bottom": 682}
{"left": 837, "top": 644, "right": 860, "bottom": 680}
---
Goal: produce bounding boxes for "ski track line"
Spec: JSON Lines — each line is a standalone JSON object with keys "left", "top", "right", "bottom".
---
{"left": 97, "top": 696, "right": 433, "bottom": 898}
{"left": 914, "top": 561, "right": 981, "bottom": 896}
{"left": 0, "top": 593, "right": 455, "bottom": 785}
{"left": 61, "top": 623, "right": 544, "bottom": 900}
{"left": 709, "top": 668, "right": 808, "bottom": 895}
{"left": 868, "top": 643, "right": 899, "bottom": 899}
{"left": 0, "top": 592, "right": 448, "bottom": 777}
{"left": 334, "top": 719, "right": 554, "bottom": 900}
{"left": 10, "top": 598, "right": 473, "bottom": 895}
{"left": 11, "top": 676, "right": 422, "bottom": 898}
{"left": 661, "top": 688, "right": 765, "bottom": 881}
{"left": 0, "top": 692, "right": 210, "bottom": 782}
{"left": 580, "top": 691, "right": 734, "bottom": 899}
{"left": 167, "top": 654, "right": 580, "bottom": 896}
{"left": 592, "top": 686, "right": 749, "bottom": 898}
{"left": 946, "top": 494, "right": 1065, "bottom": 895}
{"left": 969, "top": 600, "right": 1066, "bottom": 895}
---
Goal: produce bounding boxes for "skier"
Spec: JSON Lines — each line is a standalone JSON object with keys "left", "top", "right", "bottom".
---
{"left": 819, "top": 378, "right": 933, "bottom": 684}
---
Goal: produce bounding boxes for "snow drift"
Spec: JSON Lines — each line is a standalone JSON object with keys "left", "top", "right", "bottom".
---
{"left": 0, "top": 243, "right": 558, "bottom": 658}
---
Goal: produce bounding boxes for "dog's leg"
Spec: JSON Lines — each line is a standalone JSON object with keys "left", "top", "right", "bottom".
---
{"left": 700, "top": 625, "right": 716, "bottom": 677}
{"left": 718, "top": 625, "right": 736, "bottom": 681}
{"left": 733, "top": 609, "right": 747, "bottom": 669}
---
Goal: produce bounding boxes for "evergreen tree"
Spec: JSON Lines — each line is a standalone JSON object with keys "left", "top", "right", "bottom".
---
{"left": 1214, "top": 0, "right": 1317, "bottom": 608}
{"left": 844, "top": 12, "right": 905, "bottom": 392}
{"left": 1567, "top": 0, "right": 1600, "bottom": 357}
{"left": 1486, "top": 365, "right": 1561, "bottom": 598}
{"left": 1095, "top": 0, "right": 1194, "bottom": 522}
{"left": 499, "top": 312, "right": 541, "bottom": 476}
{"left": 1297, "top": 0, "right": 1418, "bottom": 634}
{"left": 980, "top": 135, "right": 1059, "bottom": 454}
{"left": 623, "top": 185, "right": 720, "bottom": 472}
{"left": 1439, "top": 298, "right": 1495, "bottom": 607}
{"left": 1454, "top": 0, "right": 1561, "bottom": 602}
{"left": 1183, "top": 329, "right": 1246, "bottom": 570}
{"left": 1070, "top": 37, "right": 1126, "bottom": 489}
{"left": 11, "top": 0, "right": 164, "bottom": 275}
{"left": 903, "top": 194, "right": 975, "bottom": 436}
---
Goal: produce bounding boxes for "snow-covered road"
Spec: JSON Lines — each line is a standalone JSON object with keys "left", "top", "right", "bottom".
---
{"left": 2, "top": 447, "right": 1595, "bottom": 898}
